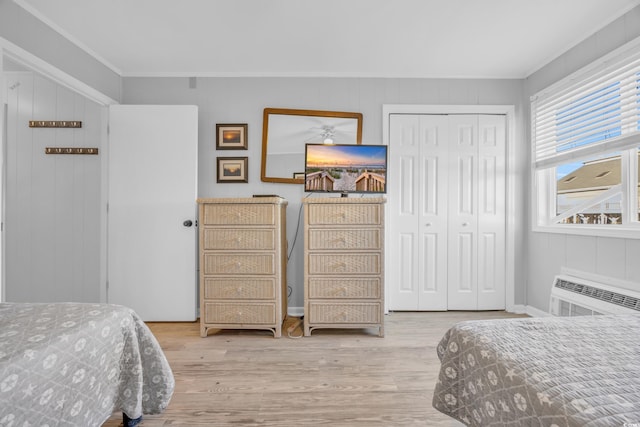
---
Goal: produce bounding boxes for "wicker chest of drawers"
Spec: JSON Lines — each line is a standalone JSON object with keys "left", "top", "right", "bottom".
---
{"left": 303, "top": 197, "right": 385, "bottom": 337}
{"left": 197, "top": 197, "right": 287, "bottom": 337}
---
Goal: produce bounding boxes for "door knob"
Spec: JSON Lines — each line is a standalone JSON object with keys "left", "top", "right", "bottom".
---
{"left": 462, "top": 222, "right": 469, "bottom": 226}
{"left": 183, "top": 220, "right": 193, "bottom": 227}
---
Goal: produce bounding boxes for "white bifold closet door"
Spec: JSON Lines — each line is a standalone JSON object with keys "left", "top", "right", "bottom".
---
{"left": 388, "top": 114, "right": 506, "bottom": 311}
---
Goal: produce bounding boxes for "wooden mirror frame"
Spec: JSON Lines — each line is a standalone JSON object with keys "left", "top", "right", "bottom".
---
{"left": 260, "top": 108, "right": 363, "bottom": 184}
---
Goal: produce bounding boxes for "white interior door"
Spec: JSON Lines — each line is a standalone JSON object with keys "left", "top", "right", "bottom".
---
{"left": 108, "top": 105, "right": 198, "bottom": 321}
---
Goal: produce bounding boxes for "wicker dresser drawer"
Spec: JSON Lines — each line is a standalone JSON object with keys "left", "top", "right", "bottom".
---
{"left": 308, "top": 277, "right": 381, "bottom": 299}
{"left": 308, "top": 302, "right": 382, "bottom": 324}
{"left": 201, "top": 203, "right": 274, "bottom": 226}
{"left": 308, "top": 253, "right": 381, "bottom": 275}
{"left": 203, "top": 228, "right": 275, "bottom": 250}
{"left": 203, "top": 253, "right": 274, "bottom": 275}
{"left": 202, "top": 302, "right": 276, "bottom": 324}
{"left": 307, "top": 204, "right": 381, "bottom": 226}
{"left": 203, "top": 277, "right": 276, "bottom": 300}
{"left": 303, "top": 197, "right": 385, "bottom": 337}
{"left": 308, "top": 229, "right": 381, "bottom": 250}
{"left": 197, "top": 197, "right": 287, "bottom": 338}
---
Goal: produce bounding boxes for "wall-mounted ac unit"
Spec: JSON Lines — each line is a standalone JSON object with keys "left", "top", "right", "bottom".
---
{"left": 549, "top": 274, "right": 640, "bottom": 316}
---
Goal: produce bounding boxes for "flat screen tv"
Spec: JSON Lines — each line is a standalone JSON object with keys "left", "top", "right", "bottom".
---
{"left": 304, "top": 144, "right": 388, "bottom": 195}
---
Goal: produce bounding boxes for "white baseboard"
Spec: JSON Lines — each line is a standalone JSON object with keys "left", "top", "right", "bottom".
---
{"left": 287, "top": 305, "right": 550, "bottom": 319}
{"left": 524, "top": 305, "right": 552, "bottom": 317}
{"left": 508, "top": 304, "right": 527, "bottom": 314}
{"left": 508, "top": 303, "right": 551, "bottom": 317}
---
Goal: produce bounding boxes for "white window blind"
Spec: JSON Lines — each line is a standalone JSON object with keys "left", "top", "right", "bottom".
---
{"left": 532, "top": 42, "right": 640, "bottom": 169}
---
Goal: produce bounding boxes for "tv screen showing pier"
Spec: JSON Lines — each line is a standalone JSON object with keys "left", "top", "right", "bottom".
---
{"left": 304, "top": 144, "right": 387, "bottom": 194}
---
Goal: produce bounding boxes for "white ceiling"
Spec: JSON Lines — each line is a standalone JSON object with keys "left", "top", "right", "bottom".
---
{"left": 14, "top": 0, "right": 640, "bottom": 78}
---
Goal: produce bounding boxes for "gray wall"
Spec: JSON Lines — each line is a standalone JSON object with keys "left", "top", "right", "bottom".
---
{"left": 122, "top": 76, "right": 527, "bottom": 310}
{"left": 524, "top": 6, "right": 640, "bottom": 311}
{"left": 0, "top": 0, "right": 121, "bottom": 102}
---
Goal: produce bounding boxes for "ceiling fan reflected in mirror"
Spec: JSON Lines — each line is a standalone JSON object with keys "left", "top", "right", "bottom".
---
{"left": 261, "top": 108, "right": 363, "bottom": 184}
{"left": 306, "top": 125, "right": 335, "bottom": 144}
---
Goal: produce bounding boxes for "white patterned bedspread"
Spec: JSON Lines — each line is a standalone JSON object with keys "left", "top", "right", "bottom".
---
{"left": 433, "top": 314, "right": 640, "bottom": 426}
{"left": 0, "top": 303, "right": 174, "bottom": 426}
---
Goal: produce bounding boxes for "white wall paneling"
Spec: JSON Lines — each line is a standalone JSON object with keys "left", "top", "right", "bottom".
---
{"left": 4, "top": 72, "right": 103, "bottom": 302}
{"left": 626, "top": 239, "right": 640, "bottom": 283}
{"left": 595, "top": 237, "right": 627, "bottom": 278}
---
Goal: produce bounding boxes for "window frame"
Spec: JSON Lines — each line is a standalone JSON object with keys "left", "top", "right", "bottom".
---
{"left": 531, "top": 38, "right": 640, "bottom": 238}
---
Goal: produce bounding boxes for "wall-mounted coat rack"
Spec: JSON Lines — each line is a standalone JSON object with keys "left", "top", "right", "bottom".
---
{"left": 29, "top": 120, "right": 82, "bottom": 128}
{"left": 45, "top": 147, "right": 98, "bottom": 155}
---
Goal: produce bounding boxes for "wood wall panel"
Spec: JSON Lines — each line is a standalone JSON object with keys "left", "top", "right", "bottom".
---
{"left": 5, "top": 72, "right": 102, "bottom": 303}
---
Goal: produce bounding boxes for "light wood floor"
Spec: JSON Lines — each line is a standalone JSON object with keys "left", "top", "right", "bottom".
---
{"left": 103, "top": 311, "right": 526, "bottom": 427}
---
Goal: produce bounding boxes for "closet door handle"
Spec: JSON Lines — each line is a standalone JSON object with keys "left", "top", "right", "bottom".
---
{"left": 462, "top": 222, "right": 469, "bottom": 226}
{"left": 183, "top": 220, "right": 193, "bottom": 227}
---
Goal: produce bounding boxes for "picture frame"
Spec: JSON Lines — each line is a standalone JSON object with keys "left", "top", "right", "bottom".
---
{"left": 293, "top": 172, "right": 305, "bottom": 179}
{"left": 217, "top": 157, "right": 248, "bottom": 183}
{"left": 216, "top": 123, "right": 248, "bottom": 150}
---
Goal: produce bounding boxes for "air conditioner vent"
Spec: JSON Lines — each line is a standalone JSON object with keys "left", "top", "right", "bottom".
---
{"left": 554, "top": 279, "right": 640, "bottom": 311}
{"left": 550, "top": 275, "right": 640, "bottom": 316}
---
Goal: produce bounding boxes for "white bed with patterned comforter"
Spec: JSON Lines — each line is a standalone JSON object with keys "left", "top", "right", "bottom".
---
{"left": 433, "top": 314, "right": 640, "bottom": 426}
{"left": 0, "top": 302, "right": 174, "bottom": 426}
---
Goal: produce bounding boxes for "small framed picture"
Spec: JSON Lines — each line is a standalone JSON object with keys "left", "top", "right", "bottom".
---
{"left": 293, "top": 172, "right": 305, "bottom": 179}
{"left": 217, "top": 157, "right": 248, "bottom": 183}
{"left": 216, "top": 124, "right": 248, "bottom": 150}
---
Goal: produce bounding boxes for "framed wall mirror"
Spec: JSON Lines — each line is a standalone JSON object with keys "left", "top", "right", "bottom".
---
{"left": 261, "top": 108, "right": 363, "bottom": 184}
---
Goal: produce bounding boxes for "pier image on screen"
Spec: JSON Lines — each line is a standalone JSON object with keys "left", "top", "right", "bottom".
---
{"left": 304, "top": 144, "right": 387, "bottom": 194}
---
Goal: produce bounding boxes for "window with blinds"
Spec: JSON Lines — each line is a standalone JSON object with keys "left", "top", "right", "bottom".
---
{"left": 532, "top": 50, "right": 640, "bottom": 168}
{"left": 532, "top": 38, "right": 640, "bottom": 235}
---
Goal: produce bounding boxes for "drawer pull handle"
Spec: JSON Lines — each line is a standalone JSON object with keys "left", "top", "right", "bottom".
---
{"left": 236, "top": 287, "right": 243, "bottom": 294}
{"left": 225, "top": 261, "right": 242, "bottom": 269}
{"left": 223, "top": 212, "right": 242, "bottom": 222}
{"left": 331, "top": 262, "right": 347, "bottom": 272}
{"left": 224, "top": 212, "right": 242, "bottom": 220}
